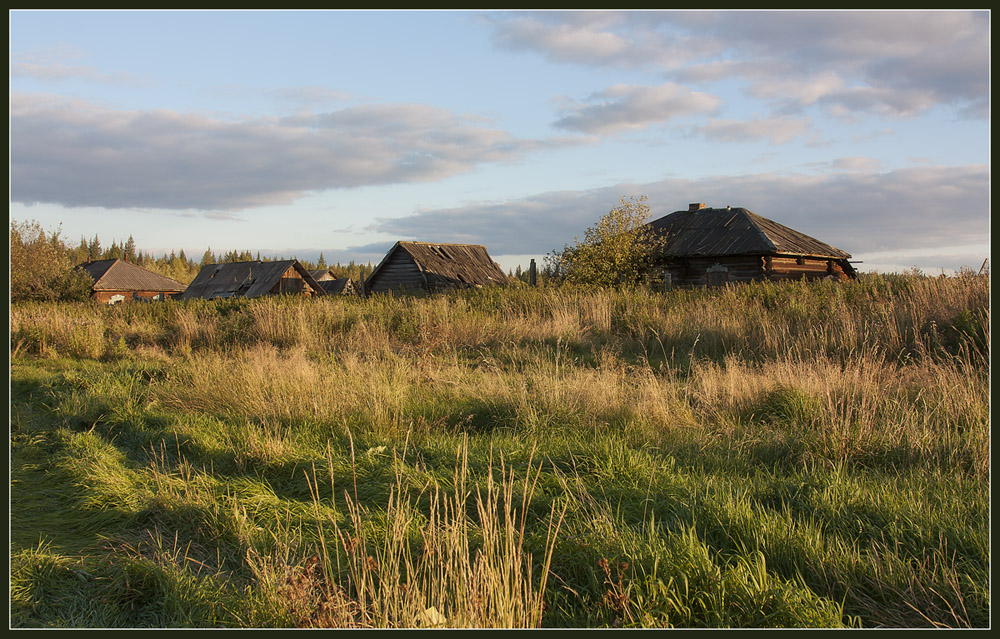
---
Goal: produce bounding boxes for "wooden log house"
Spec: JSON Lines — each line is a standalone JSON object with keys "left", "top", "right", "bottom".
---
{"left": 647, "top": 203, "right": 857, "bottom": 287}
{"left": 179, "top": 260, "right": 324, "bottom": 300}
{"left": 364, "top": 241, "right": 508, "bottom": 295}
{"left": 74, "top": 258, "right": 187, "bottom": 304}
{"left": 309, "top": 270, "right": 359, "bottom": 295}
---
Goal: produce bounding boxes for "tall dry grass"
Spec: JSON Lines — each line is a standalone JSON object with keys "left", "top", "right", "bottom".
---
{"left": 10, "top": 273, "right": 989, "bottom": 628}
{"left": 12, "top": 274, "right": 986, "bottom": 475}
{"left": 10, "top": 272, "right": 989, "bottom": 368}
{"left": 244, "top": 443, "right": 567, "bottom": 628}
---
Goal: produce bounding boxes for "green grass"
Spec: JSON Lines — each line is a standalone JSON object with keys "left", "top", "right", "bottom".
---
{"left": 9, "top": 273, "right": 990, "bottom": 628}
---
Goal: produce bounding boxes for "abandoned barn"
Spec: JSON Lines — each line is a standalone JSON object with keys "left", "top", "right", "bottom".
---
{"left": 319, "top": 278, "right": 358, "bottom": 295}
{"left": 308, "top": 269, "right": 335, "bottom": 282}
{"left": 308, "top": 270, "right": 358, "bottom": 295}
{"left": 74, "top": 258, "right": 187, "bottom": 304}
{"left": 179, "top": 260, "right": 325, "bottom": 300}
{"left": 364, "top": 241, "right": 508, "bottom": 295}
{"left": 646, "top": 203, "right": 857, "bottom": 287}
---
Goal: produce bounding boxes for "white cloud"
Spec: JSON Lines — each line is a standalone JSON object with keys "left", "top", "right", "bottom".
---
{"left": 851, "top": 243, "right": 990, "bottom": 275}
{"left": 493, "top": 15, "right": 631, "bottom": 63}
{"left": 694, "top": 116, "right": 812, "bottom": 145}
{"left": 486, "top": 10, "right": 989, "bottom": 120}
{"left": 747, "top": 70, "right": 846, "bottom": 106}
{"left": 9, "top": 49, "right": 137, "bottom": 84}
{"left": 487, "top": 12, "right": 718, "bottom": 70}
{"left": 819, "top": 86, "right": 940, "bottom": 119}
{"left": 267, "top": 86, "right": 354, "bottom": 106}
{"left": 10, "top": 93, "right": 575, "bottom": 211}
{"left": 829, "top": 157, "right": 882, "bottom": 172}
{"left": 554, "top": 83, "right": 721, "bottom": 135}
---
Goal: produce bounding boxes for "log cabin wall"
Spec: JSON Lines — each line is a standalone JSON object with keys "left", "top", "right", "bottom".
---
{"left": 269, "top": 265, "right": 317, "bottom": 296}
{"left": 767, "top": 256, "right": 841, "bottom": 281}
{"left": 92, "top": 290, "right": 181, "bottom": 304}
{"left": 365, "top": 251, "right": 425, "bottom": 294}
{"left": 662, "top": 256, "right": 765, "bottom": 286}
{"left": 661, "top": 254, "right": 851, "bottom": 287}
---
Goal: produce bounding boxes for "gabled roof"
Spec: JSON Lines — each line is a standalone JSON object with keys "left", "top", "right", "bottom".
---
{"left": 309, "top": 270, "right": 336, "bottom": 282}
{"left": 367, "top": 241, "right": 508, "bottom": 289}
{"left": 179, "top": 260, "right": 324, "bottom": 300}
{"left": 75, "top": 259, "right": 187, "bottom": 292}
{"left": 647, "top": 207, "right": 851, "bottom": 259}
{"left": 318, "top": 278, "right": 356, "bottom": 295}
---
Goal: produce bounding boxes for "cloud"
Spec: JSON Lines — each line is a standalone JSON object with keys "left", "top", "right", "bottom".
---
{"left": 10, "top": 50, "right": 137, "bottom": 84}
{"left": 818, "top": 86, "right": 940, "bottom": 119}
{"left": 368, "top": 165, "right": 988, "bottom": 262}
{"left": 267, "top": 86, "right": 354, "bottom": 106}
{"left": 10, "top": 93, "right": 571, "bottom": 211}
{"left": 487, "top": 10, "right": 989, "bottom": 119}
{"left": 487, "top": 12, "right": 717, "bottom": 70}
{"left": 851, "top": 244, "right": 990, "bottom": 275}
{"left": 744, "top": 70, "right": 847, "bottom": 107}
{"left": 492, "top": 14, "right": 631, "bottom": 64}
{"left": 693, "top": 116, "right": 812, "bottom": 145}
{"left": 554, "top": 83, "right": 721, "bottom": 135}
{"left": 345, "top": 241, "right": 400, "bottom": 259}
{"left": 829, "top": 157, "right": 882, "bottom": 172}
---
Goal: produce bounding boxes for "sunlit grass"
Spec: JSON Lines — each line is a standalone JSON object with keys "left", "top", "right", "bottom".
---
{"left": 9, "top": 272, "right": 990, "bottom": 628}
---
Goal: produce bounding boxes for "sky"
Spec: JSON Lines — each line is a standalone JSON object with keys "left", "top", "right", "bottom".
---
{"left": 9, "top": 9, "right": 991, "bottom": 274}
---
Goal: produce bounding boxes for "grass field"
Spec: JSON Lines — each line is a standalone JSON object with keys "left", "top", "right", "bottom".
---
{"left": 9, "top": 273, "right": 990, "bottom": 628}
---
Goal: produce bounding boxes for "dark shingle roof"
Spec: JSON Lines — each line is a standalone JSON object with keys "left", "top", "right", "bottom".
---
{"left": 647, "top": 207, "right": 851, "bottom": 259}
{"left": 179, "top": 260, "right": 324, "bottom": 300}
{"left": 309, "top": 270, "right": 335, "bottom": 282}
{"left": 75, "top": 259, "right": 186, "bottom": 292}
{"left": 368, "top": 241, "right": 508, "bottom": 289}
{"left": 318, "top": 278, "right": 356, "bottom": 295}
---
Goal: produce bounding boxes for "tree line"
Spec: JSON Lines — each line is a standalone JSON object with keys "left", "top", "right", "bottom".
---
{"left": 12, "top": 196, "right": 657, "bottom": 302}
{"left": 10, "top": 219, "right": 374, "bottom": 303}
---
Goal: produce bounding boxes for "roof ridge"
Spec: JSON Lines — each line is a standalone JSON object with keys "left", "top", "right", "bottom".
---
{"left": 399, "top": 240, "right": 488, "bottom": 248}
{"left": 740, "top": 209, "right": 778, "bottom": 253}
{"left": 111, "top": 259, "right": 186, "bottom": 282}
{"left": 646, "top": 205, "right": 849, "bottom": 259}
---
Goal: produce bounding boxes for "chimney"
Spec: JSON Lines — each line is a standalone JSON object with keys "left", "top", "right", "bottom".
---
{"left": 688, "top": 203, "right": 706, "bottom": 212}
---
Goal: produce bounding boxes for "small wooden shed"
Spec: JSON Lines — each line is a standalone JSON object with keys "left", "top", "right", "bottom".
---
{"left": 179, "top": 260, "right": 324, "bottom": 300}
{"left": 647, "top": 204, "right": 857, "bottom": 287}
{"left": 74, "top": 258, "right": 186, "bottom": 304}
{"left": 320, "top": 278, "right": 358, "bottom": 295}
{"left": 309, "top": 270, "right": 359, "bottom": 295}
{"left": 364, "top": 241, "right": 508, "bottom": 295}
{"left": 308, "top": 270, "right": 336, "bottom": 282}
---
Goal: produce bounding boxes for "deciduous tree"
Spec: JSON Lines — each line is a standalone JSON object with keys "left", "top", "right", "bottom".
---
{"left": 10, "top": 220, "right": 93, "bottom": 302}
{"left": 547, "top": 195, "right": 663, "bottom": 287}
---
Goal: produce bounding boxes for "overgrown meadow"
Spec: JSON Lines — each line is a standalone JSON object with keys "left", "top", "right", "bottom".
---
{"left": 9, "top": 273, "right": 990, "bottom": 628}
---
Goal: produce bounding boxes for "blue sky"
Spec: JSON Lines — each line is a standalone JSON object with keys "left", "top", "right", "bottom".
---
{"left": 10, "top": 9, "right": 990, "bottom": 274}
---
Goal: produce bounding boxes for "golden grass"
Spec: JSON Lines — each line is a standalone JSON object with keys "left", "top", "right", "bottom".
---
{"left": 9, "top": 274, "right": 989, "bottom": 628}
{"left": 243, "top": 443, "right": 567, "bottom": 628}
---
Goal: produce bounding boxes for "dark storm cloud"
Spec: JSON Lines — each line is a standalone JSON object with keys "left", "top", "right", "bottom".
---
{"left": 10, "top": 94, "right": 566, "bottom": 211}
